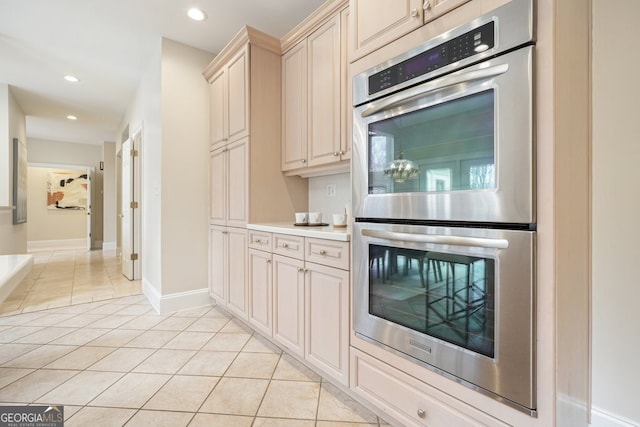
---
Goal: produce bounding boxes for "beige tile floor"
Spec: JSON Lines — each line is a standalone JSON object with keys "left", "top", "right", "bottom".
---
{"left": 0, "top": 250, "right": 390, "bottom": 426}
{"left": 0, "top": 249, "right": 142, "bottom": 316}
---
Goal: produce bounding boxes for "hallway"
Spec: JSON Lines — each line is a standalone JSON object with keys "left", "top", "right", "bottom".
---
{"left": 0, "top": 249, "right": 141, "bottom": 316}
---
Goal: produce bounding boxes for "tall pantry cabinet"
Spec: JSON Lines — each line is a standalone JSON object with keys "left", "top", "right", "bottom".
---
{"left": 204, "top": 26, "right": 307, "bottom": 319}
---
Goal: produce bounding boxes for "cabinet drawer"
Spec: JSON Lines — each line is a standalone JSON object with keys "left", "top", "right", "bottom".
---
{"left": 273, "top": 234, "right": 305, "bottom": 259}
{"left": 305, "top": 238, "right": 349, "bottom": 270}
{"left": 248, "top": 231, "right": 272, "bottom": 251}
{"left": 351, "top": 349, "right": 508, "bottom": 427}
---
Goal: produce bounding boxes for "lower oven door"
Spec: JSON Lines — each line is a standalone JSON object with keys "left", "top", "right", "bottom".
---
{"left": 353, "top": 221, "right": 535, "bottom": 414}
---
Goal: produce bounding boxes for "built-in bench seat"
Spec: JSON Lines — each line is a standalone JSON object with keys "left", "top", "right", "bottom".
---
{"left": 0, "top": 254, "right": 34, "bottom": 303}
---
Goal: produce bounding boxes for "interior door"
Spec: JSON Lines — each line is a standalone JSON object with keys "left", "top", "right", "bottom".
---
{"left": 121, "top": 132, "right": 141, "bottom": 280}
{"left": 85, "top": 167, "right": 92, "bottom": 250}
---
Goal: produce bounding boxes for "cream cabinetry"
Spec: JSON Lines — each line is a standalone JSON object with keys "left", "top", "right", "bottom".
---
{"left": 247, "top": 228, "right": 351, "bottom": 386}
{"left": 205, "top": 27, "right": 308, "bottom": 313}
{"left": 281, "top": 0, "right": 350, "bottom": 176}
{"left": 208, "top": 46, "right": 249, "bottom": 149}
{"left": 351, "top": 349, "right": 509, "bottom": 427}
{"left": 209, "top": 225, "right": 248, "bottom": 320}
{"left": 209, "top": 138, "right": 247, "bottom": 227}
{"left": 349, "top": 0, "right": 471, "bottom": 60}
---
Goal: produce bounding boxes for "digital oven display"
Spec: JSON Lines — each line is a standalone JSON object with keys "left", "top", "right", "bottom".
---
{"left": 368, "top": 21, "right": 495, "bottom": 96}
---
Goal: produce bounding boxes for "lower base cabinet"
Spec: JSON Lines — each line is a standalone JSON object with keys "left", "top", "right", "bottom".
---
{"left": 209, "top": 225, "right": 248, "bottom": 320}
{"left": 305, "top": 261, "right": 349, "bottom": 386}
{"left": 248, "top": 230, "right": 350, "bottom": 386}
{"left": 351, "top": 348, "right": 509, "bottom": 427}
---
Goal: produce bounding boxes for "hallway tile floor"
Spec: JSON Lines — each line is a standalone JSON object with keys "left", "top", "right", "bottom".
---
{"left": 0, "top": 251, "right": 389, "bottom": 426}
{"left": 0, "top": 249, "right": 142, "bottom": 316}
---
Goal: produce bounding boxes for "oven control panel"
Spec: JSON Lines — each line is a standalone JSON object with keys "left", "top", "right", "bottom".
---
{"left": 368, "top": 21, "right": 495, "bottom": 96}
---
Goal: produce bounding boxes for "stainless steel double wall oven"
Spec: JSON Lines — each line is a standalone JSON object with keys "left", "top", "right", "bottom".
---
{"left": 352, "top": 0, "right": 537, "bottom": 415}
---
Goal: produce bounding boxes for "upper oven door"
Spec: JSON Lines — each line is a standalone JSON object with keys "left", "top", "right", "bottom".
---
{"left": 353, "top": 46, "right": 534, "bottom": 224}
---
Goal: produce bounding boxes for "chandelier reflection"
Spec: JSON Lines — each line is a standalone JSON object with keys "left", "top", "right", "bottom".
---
{"left": 384, "top": 152, "right": 420, "bottom": 183}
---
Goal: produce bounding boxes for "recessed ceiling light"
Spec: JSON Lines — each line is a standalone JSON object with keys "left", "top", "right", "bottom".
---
{"left": 66, "top": 115, "right": 78, "bottom": 120}
{"left": 64, "top": 75, "right": 80, "bottom": 83}
{"left": 187, "top": 8, "right": 207, "bottom": 21}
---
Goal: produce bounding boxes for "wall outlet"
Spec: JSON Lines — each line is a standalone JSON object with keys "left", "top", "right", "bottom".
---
{"left": 327, "top": 184, "right": 336, "bottom": 197}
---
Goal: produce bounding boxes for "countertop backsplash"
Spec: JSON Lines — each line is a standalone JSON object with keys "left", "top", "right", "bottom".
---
{"left": 308, "top": 172, "right": 351, "bottom": 223}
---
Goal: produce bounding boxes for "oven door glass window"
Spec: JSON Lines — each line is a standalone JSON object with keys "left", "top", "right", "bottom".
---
{"left": 368, "top": 244, "right": 495, "bottom": 357}
{"left": 368, "top": 90, "right": 495, "bottom": 194}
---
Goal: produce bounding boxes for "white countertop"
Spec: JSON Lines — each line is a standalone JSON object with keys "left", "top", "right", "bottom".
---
{"left": 247, "top": 222, "right": 350, "bottom": 242}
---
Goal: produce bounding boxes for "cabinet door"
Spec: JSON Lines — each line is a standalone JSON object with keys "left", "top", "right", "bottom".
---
{"left": 227, "top": 46, "right": 250, "bottom": 143}
{"left": 226, "top": 227, "right": 248, "bottom": 320}
{"left": 339, "top": 7, "right": 351, "bottom": 161}
{"left": 422, "top": 0, "right": 471, "bottom": 24}
{"left": 282, "top": 41, "right": 308, "bottom": 171}
{"left": 209, "top": 147, "right": 227, "bottom": 225}
{"left": 307, "top": 15, "right": 342, "bottom": 167}
{"left": 248, "top": 248, "right": 272, "bottom": 336}
{"left": 273, "top": 254, "right": 305, "bottom": 357}
{"left": 209, "top": 225, "right": 227, "bottom": 305}
{"left": 350, "top": 0, "right": 422, "bottom": 60}
{"left": 209, "top": 68, "right": 227, "bottom": 149}
{"left": 305, "top": 262, "right": 350, "bottom": 386}
{"left": 226, "top": 138, "right": 248, "bottom": 227}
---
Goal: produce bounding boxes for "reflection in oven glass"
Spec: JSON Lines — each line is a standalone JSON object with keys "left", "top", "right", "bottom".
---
{"left": 369, "top": 245, "right": 495, "bottom": 358}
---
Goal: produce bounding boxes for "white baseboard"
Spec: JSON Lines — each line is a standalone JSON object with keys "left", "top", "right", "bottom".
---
{"left": 27, "top": 238, "right": 87, "bottom": 252}
{"left": 0, "top": 254, "right": 34, "bottom": 303}
{"left": 142, "top": 279, "right": 210, "bottom": 315}
{"left": 591, "top": 407, "right": 640, "bottom": 427}
{"left": 102, "top": 241, "right": 117, "bottom": 251}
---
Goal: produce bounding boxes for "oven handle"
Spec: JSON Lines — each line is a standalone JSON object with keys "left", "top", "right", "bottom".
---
{"left": 361, "top": 63, "right": 509, "bottom": 118}
{"left": 361, "top": 229, "right": 509, "bottom": 249}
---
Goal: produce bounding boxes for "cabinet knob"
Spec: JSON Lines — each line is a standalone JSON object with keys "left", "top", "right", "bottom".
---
{"left": 319, "top": 249, "right": 326, "bottom": 255}
{"left": 297, "top": 267, "right": 304, "bottom": 272}
{"left": 417, "top": 408, "right": 427, "bottom": 418}
{"left": 423, "top": 0, "right": 431, "bottom": 10}
{"left": 282, "top": 243, "right": 289, "bottom": 248}
{"left": 301, "top": 159, "right": 307, "bottom": 163}
{"left": 339, "top": 150, "right": 345, "bottom": 155}
{"left": 411, "top": 8, "right": 419, "bottom": 17}
{"left": 255, "top": 239, "right": 261, "bottom": 243}
{"left": 266, "top": 259, "right": 271, "bottom": 264}
{"left": 334, "top": 152, "right": 340, "bottom": 156}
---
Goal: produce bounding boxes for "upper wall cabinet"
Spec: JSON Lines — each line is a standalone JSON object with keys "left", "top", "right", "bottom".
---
{"left": 204, "top": 26, "right": 308, "bottom": 225}
{"left": 350, "top": 0, "right": 471, "bottom": 61}
{"left": 281, "top": 0, "right": 350, "bottom": 177}
{"left": 209, "top": 46, "right": 249, "bottom": 149}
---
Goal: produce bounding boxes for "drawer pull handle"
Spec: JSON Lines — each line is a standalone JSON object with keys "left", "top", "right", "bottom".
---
{"left": 319, "top": 249, "right": 326, "bottom": 255}
{"left": 255, "top": 239, "right": 261, "bottom": 243}
{"left": 282, "top": 243, "right": 289, "bottom": 248}
{"left": 417, "top": 408, "right": 426, "bottom": 418}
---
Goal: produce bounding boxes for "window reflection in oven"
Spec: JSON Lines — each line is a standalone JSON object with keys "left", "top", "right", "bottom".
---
{"left": 368, "top": 244, "right": 495, "bottom": 358}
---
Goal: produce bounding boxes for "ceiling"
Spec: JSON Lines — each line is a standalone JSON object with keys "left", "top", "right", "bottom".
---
{"left": 0, "top": 0, "right": 325, "bottom": 146}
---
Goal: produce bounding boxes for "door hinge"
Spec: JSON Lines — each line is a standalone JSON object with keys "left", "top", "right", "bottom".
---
{"left": 131, "top": 149, "right": 139, "bottom": 157}
{"left": 130, "top": 253, "right": 139, "bottom": 261}
{"left": 130, "top": 201, "right": 138, "bottom": 209}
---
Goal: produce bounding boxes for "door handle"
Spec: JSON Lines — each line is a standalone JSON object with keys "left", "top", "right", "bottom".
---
{"left": 361, "top": 229, "right": 509, "bottom": 249}
{"left": 361, "top": 64, "right": 509, "bottom": 117}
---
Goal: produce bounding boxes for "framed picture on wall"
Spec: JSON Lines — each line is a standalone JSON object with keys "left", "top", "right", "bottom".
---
{"left": 12, "top": 138, "right": 27, "bottom": 224}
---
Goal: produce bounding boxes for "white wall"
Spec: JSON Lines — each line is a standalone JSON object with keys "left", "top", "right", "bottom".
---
{"left": 121, "top": 37, "right": 213, "bottom": 312}
{"left": 121, "top": 38, "right": 162, "bottom": 297}
{"left": 0, "top": 85, "right": 27, "bottom": 255}
{"left": 591, "top": 1, "right": 640, "bottom": 426}
{"left": 160, "top": 38, "right": 214, "bottom": 297}
{"left": 308, "top": 172, "right": 351, "bottom": 223}
{"left": 26, "top": 167, "right": 87, "bottom": 242}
